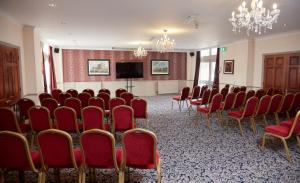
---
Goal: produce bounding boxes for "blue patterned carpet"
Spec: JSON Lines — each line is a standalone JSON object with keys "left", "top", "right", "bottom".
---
{"left": 4, "top": 95, "right": 300, "bottom": 182}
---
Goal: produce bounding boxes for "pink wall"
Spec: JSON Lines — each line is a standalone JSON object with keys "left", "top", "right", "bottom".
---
{"left": 62, "top": 49, "right": 187, "bottom": 82}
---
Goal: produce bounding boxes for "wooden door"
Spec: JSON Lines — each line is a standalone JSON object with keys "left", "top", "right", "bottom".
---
{"left": 287, "top": 54, "right": 300, "bottom": 91}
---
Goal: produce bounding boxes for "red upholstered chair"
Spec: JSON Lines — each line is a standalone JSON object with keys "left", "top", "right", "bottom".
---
{"left": 120, "top": 92, "right": 134, "bottom": 106}
{"left": 82, "top": 106, "right": 109, "bottom": 131}
{"left": 37, "top": 129, "right": 83, "bottom": 182}
{"left": 80, "top": 129, "right": 124, "bottom": 183}
{"left": 88, "top": 97, "right": 105, "bottom": 111}
{"left": 97, "top": 92, "right": 110, "bottom": 110}
{"left": 255, "top": 89, "right": 266, "bottom": 100}
{"left": 0, "top": 107, "right": 30, "bottom": 133}
{"left": 112, "top": 105, "right": 135, "bottom": 135}
{"left": 244, "top": 90, "right": 255, "bottom": 105}
{"left": 41, "top": 98, "right": 59, "bottom": 119}
{"left": 58, "top": 92, "right": 72, "bottom": 106}
{"left": 78, "top": 92, "right": 91, "bottom": 108}
{"left": 208, "top": 88, "right": 218, "bottom": 103}
{"left": 131, "top": 98, "right": 148, "bottom": 128}
{"left": 172, "top": 87, "right": 190, "bottom": 111}
{"left": 99, "top": 88, "right": 111, "bottom": 96}
{"left": 0, "top": 131, "right": 43, "bottom": 182}
{"left": 240, "top": 86, "right": 247, "bottom": 92}
{"left": 219, "top": 92, "right": 236, "bottom": 122}
{"left": 122, "top": 128, "right": 161, "bottom": 183}
{"left": 66, "top": 89, "right": 79, "bottom": 97}
{"left": 54, "top": 106, "right": 83, "bottom": 134}
{"left": 83, "top": 89, "right": 94, "bottom": 97}
{"left": 266, "top": 88, "right": 274, "bottom": 96}
{"left": 289, "top": 92, "right": 300, "bottom": 117}
{"left": 254, "top": 95, "right": 271, "bottom": 126}
{"left": 189, "top": 89, "right": 211, "bottom": 115}
{"left": 220, "top": 87, "right": 229, "bottom": 101}
{"left": 38, "top": 93, "right": 52, "bottom": 104}
{"left": 274, "top": 88, "right": 284, "bottom": 95}
{"left": 277, "top": 93, "right": 295, "bottom": 119}
{"left": 65, "top": 97, "right": 82, "bottom": 119}
{"left": 17, "top": 98, "right": 35, "bottom": 122}
{"left": 115, "top": 88, "right": 127, "bottom": 98}
{"left": 199, "top": 85, "right": 208, "bottom": 99}
{"left": 188, "top": 86, "right": 201, "bottom": 100}
{"left": 261, "top": 111, "right": 300, "bottom": 162}
{"left": 232, "top": 87, "right": 240, "bottom": 93}
{"left": 267, "top": 94, "right": 283, "bottom": 124}
{"left": 228, "top": 97, "right": 259, "bottom": 136}
{"left": 198, "top": 94, "right": 223, "bottom": 129}
{"left": 51, "top": 89, "right": 62, "bottom": 102}
{"left": 106, "top": 97, "right": 126, "bottom": 119}
{"left": 233, "top": 91, "right": 246, "bottom": 109}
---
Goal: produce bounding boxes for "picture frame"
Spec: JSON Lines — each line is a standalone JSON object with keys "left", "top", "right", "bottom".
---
{"left": 223, "top": 60, "right": 234, "bottom": 74}
{"left": 87, "top": 59, "right": 110, "bottom": 76}
{"left": 151, "top": 60, "right": 170, "bottom": 75}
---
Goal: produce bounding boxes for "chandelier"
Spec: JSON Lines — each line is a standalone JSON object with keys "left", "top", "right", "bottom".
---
{"left": 133, "top": 46, "right": 148, "bottom": 58}
{"left": 229, "top": 0, "right": 280, "bottom": 35}
{"left": 156, "top": 30, "right": 176, "bottom": 53}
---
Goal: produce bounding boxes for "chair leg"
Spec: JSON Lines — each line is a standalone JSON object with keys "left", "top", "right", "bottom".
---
{"left": 205, "top": 114, "right": 211, "bottom": 130}
{"left": 237, "top": 119, "right": 244, "bottom": 136}
{"left": 280, "top": 138, "right": 291, "bottom": 162}
{"left": 217, "top": 111, "right": 223, "bottom": 126}
{"left": 185, "top": 100, "right": 189, "bottom": 109}
{"left": 81, "top": 168, "right": 86, "bottom": 183}
{"left": 296, "top": 136, "right": 300, "bottom": 149}
{"left": 263, "top": 114, "right": 268, "bottom": 126}
{"left": 251, "top": 117, "right": 257, "bottom": 134}
{"left": 261, "top": 133, "right": 267, "bottom": 150}
{"left": 286, "top": 111, "right": 290, "bottom": 119}
{"left": 274, "top": 113, "right": 280, "bottom": 125}
{"left": 171, "top": 101, "right": 173, "bottom": 109}
{"left": 157, "top": 160, "right": 161, "bottom": 183}
{"left": 118, "top": 170, "right": 124, "bottom": 183}
{"left": 30, "top": 133, "right": 35, "bottom": 148}
{"left": 178, "top": 101, "right": 181, "bottom": 111}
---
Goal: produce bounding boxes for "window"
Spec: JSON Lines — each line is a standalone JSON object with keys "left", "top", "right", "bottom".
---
{"left": 43, "top": 45, "right": 51, "bottom": 92}
{"left": 198, "top": 47, "right": 217, "bottom": 86}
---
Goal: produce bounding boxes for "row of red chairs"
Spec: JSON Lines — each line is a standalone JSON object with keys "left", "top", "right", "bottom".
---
{"left": 0, "top": 128, "right": 161, "bottom": 183}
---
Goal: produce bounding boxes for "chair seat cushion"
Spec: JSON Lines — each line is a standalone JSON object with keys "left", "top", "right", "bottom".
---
{"left": 172, "top": 96, "right": 182, "bottom": 101}
{"left": 126, "top": 150, "right": 160, "bottom": 169}
{"left": 228, "top": 111, "right": 243, "bottom": 119}
{"left": 190, "top": 100, "right": 202, "bottom": 106}
{"left": 20, "top": 123, "right": 30, "bottom": 133}
{"left": 264, "top": 125, "right": 290, "bottom": 137}
{"left": 279, "top": 119, "right": 294, "bottom": 128}
{"left": 74, "top": 148, "right": 82, "bottom": 166}
{"left": 30, "top": 150, "right": 41, "bottom": 169}
{"left": 116, "top": 148, "right": 123, "bottom": 168}
{"left": 104, "top": 123, "right": 110, "bottom": 131}
{"left": 198, "top": 107, "right": 209, "bottom": 113}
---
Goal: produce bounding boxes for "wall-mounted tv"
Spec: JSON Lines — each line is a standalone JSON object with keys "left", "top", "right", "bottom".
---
{"left": 116, "top": 62, "right": 144, "bottom": 79}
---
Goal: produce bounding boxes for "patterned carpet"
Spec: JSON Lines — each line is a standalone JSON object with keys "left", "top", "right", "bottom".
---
{"left": 4, "top": 95, "right": 300, "bottom": 182}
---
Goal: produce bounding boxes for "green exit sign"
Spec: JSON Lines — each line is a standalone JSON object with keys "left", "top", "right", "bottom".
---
{"left": 220, "top": 47, "right": 227, "bottom": 52}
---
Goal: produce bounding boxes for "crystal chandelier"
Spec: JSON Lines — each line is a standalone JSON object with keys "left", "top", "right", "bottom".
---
{"left": 229, "top": 0, "right": 280, "bottom": 35}
{"left": 133, "top": 46, "right": 148, "bottom": 58}
{"left": 156, "top": 30, "right": 176, "bottom": 53}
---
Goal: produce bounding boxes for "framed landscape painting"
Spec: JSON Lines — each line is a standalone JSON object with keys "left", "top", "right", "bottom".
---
{"left": 88, "top": 59, "right": 110, "bottom": 76}
{"left": 151, "top": 60, "right": 169, "bottom": 75}
{"left": 223, "top": 60, "right": 234, "bottom": 74}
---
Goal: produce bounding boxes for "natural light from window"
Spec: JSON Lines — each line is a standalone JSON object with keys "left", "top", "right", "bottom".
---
{"left": 198, "top": 47, "right": 217, "bottom": 86}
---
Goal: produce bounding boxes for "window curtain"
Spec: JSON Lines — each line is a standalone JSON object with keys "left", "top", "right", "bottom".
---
{"left": 213, "top": 48, "right": 220, "bottom": 90}
{"left": 193, "top": 51, "right": 201, "bottom": 87}
{"left": 42, "top": 49, "right": 48, "bottom": 93}
{"left": 48, "top": 46, "right": 57, "bottom": 90}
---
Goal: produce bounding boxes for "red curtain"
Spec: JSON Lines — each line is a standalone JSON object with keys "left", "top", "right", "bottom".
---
{"left": 213, "top": 48, "right": 220, "bottom": 90}
{"left": 42, "top": 48, "right": 48, "bottom": 93}
{"left": 193, "top": 51, "right": 201, "bottom": 87}
{"left": 48, "top": 46, "right": 57, "bottom": 90}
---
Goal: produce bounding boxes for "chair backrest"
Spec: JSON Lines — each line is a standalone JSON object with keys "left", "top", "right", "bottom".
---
{"left": 201, "top": 89, "right": 211, "bottom": 105}
{"left": 242, "top": 97, "right": 258, "bottom": 118}
{"left": 99, "top": 88, "right": 111, "bottom": 95}
{"left": 199, "top": 85, "right": 208, "bottom": 98}
{"left": 209, "top": 88, "right": 218, "bottom": 103}
{"left": 66, "top": 89, "right": 78, "bottom": 97}
{"left": 274, "top": 88, "right": 284, "bottom": 95}
{"left": 0, "top": 131, "right": 38, "bottom": 171}
{"left": 115, "top": 88, "right": 127, "bottom": 98}
{"left": 80, "top": 129, "right": 119, "bottom": 170}
{"left": 78, "top": 92, "right": 92, "bottom": 108}
{"left": 17, "top": 98, "right": 35, "bottom": 120}
{"left": 54, "top": 106, "right": 79, "bottom": 133}
{"left": 97, "top": 92, "right": 110, "bottom": 110}
{"left": 288, "top": 111, "right": 300, "bottom": 136}
{"left": 191, "top": 86, "right": 201, "bottom": 99}
{"left": 88, "top": 97, "right": 105, "bottom": 111}
{"left": 122, "top": 128, "right": 158, "bottom": 168}
{"left": 65, "top": 97, "right": 82, "bottom": 119}
{"left": 256, "top": 95, "right": 271, "bottom": 115}
{"left": 28, "top": 106, "right": 52, "bottom": 132}
{"left": 266, "top": 88, "right": 274, "bottom": 96}
{"left": 82, "top": 106, "right": 105, "bottom": 131}
{"left": 120, "top": 92, "right": 134, "bottom": 106}
{"left": 245, "top": 90, "right": 255, "bottom": 104}
{"left": 279, "top": 93, "right": 295, "bottom": 112}
{"left": 240, "top": 86, "right": 247, "bottom": 92}
{"left": 39, "top": 93, "right": 52, "bottom": 104}
{"left": 51, "top": 89, "right": 62, "bottom": 101}
{"left": 83, "top": 89, "right": 94, "bottom": 97}
{"left": 232, "top": 87, "right": 240, "bottom": 93}
{"left": 41, "top": 98, "right": 59, "bottom": 118}
{"left": 291, "top": 92, "right": 300, "bottom": 112}
{"left": 109, "top": 98, "right": 126, "bottom": 115}
{"left": 112, "top": 105, "right": 134, "bottom": 133}
{"left": 268, "top": 94, "right": 283, "bottom": 113}
{"left": 131, "top": 98, "right": 147, "bottom": 119}
{"left": 209, "top": 94, "right": 223, "bottom": 113}
{"left": 220, "top": 87, "right": 229, "bottom": 101}
{"left": 0, "top": 107, "right": 21, "bottom": 133}
{"left": 221, "top": 92, "right": 236, "bottom": 111}
{"left": 59, "top": 92, "right": 72, "bottom": 106}
{"left": 37, "top": 129, "right": 78, "bottom": 168}
{"left": 179, "top": 87, "right": 190, "bottom": 100}
{"left": 233, "top": 91, "right": 246, "bottom": 108}
{"left": 255, "top": 89, "right": 266, "bottom": 100}
{"left": 224, "top": 84, "right": 230, "bottom": 88}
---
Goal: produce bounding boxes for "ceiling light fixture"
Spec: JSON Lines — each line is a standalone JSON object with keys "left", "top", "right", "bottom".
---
{"left": 229, "top": 0, "right": 280, "bottom": 35}
{"left": 48, "top": 3, "right": 56, "bottom": 8}
{"left": 156, "top": 29, "right": 176, "bottom": 53}
{"left": 133, "top": 46, "right": 148, "bottom": 58}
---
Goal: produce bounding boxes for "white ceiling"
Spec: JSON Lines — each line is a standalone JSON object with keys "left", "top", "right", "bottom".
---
{"left": 0, "top": 0, "right": 300, "bottom": 50}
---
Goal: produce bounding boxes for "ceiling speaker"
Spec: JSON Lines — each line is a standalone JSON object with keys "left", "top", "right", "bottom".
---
{"left": 54, "top": 48, "right": 59, "bottom": 53}
{"left": 189, "top": 52, "right": 195, "bottom": 57}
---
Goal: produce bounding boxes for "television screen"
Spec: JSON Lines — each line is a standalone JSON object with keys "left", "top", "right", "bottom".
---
{"left": 116, "top": 62, "right": 143, "bottom": 78}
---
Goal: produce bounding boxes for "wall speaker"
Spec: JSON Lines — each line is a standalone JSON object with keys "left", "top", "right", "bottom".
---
{"left": 189, "top": 52, "right": 195, "bottom": 57}
{"left": 54, "top": 48, "right": 60, "bottom": 53}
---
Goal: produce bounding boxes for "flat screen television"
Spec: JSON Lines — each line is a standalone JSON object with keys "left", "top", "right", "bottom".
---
{"left": 116, "top": 62, "right": 143, "bottom": 78}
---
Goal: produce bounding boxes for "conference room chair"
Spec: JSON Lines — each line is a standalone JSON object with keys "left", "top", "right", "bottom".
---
{"left": 277, "top": 93, "right": 295, "bottom": 119}
{"left": 197, "top": 93, "right": 223, "bottom": 129}
{"left": 233, "top": 91, "right": 246, "bottom": 109}
{"left": 66, "top": 89, "right": 79, "bottom": 97}
{"left": 88, "top": 97, "right": 105, "bottom": 111}
{"left": 188, "top": 86, "right": 201, "bottom": 100}
{"left": 115, "top": 88, "right": 127, "bottom": 98}
{"left": 208, "top": 88, "right": 219, "bottom": 103}
{"left": 267, "top": 94, "right": 283, "bottom": 124}
{"left": 120, "top": 92, "right": 134, "bottom": 106}
{"left": 82, "top": 106, "right": 109, "bottom": 131}
{"left": 97, "top": 92, "right": 110, "bottom": 110}
{"left": 51, "top": 89, "right": 62, "bottom": 102}
{"left": 266, "top": 87, "right": 274, "bottom": 96}
{"left": 65, "top": 97, "right": 82, "bottom": 119}
{"left": 106, "top": 97, "right": 126, "bottom": 119}
{"left": 37, "top": 129, "right": 83, "bottom": 183}
{"left": 255, "top": 89, "right": 266, "bottom": 100}
{"left": 199, "top": 85, "right": 208, "bottom": 99}
{"left": 17, "top": 98, "right": 35, "bottom": 122}
{"left": 41, "top": 98, "right": 59, "bottom": 119}
{"left": 0, "top": 131, "right": 43, "bottom": 183}
{"left": 220, "top": 87, "right": 229, "bottom": 101}
{"left": 244, "top": 90, "right": 255, "bottom": 105}
{"left": 80, "top": 129, "right": 124, "bottom": 183}
{"left": 38, "top": 93, "right": 52, "bottom": 104}
{"left": 78, "top": 92, "right": 92, "bottom": 108}
{"left": 122, "top": 128, "right": 161, "bottom": 183}
{"left": 131, "top": 98, "right": 148, "bottom": 128}
{"left": 261, "top": 111, "right": 300, "bottom": 162}
{"left": 99, "top": 88, "right": 111, "bottom": 95}
{"left": 240, "top": 86, "right": 247, "bottom": 92}
{"left": 189, "top": 89, "right": 211, "bottom": 115}
{"left": 83, "top": 89, "right": 94, "bottom": 97}
{"left": 228, "top": 97, "right": 259, "bottom": 136}
{"left": 172, "top": 86, "right": 190, "bottom": 111}
{"left": 219, "top": 92, "right": 236, "bottom": 123}
{"left": 112, "top": 105, "right": 135, "bottom": 136}
{"left": 232, "top": 87, "right": 240, "bottom": 93}
{"left": 289, "top": 92, "right": 300, "bottom": 117}
{"left": 58, "top": 92, "right": 72, "bottom": 106}
{"left": 274, "top": 88, "right": 284, "bottom": 95}
{"left": 254, "top": 95, "right": 271, "bottom": 126}
{"left": 0, "top": 107, "right": 30, "bottom": 133}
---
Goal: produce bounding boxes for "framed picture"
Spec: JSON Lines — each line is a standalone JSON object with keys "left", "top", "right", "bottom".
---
{"left": 223, "top": 60, "right": 234, "bottom": 74}
{"left": 88, "top": 59, "right": 110, "bottom": 76}
{"left": 151, "top": 60, "right": 169, "bottom": 75}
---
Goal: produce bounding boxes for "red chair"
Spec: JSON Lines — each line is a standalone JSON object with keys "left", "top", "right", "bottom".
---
{"left": 88, "top": 97, "right": 105, "bottom": 111}
{"left": 41, "top": 98, "right": 59, "bottom": 119}
{"left": 37, "top": 129, "right": 83, "bottom": 182}
{"left": 277, "top": 93, "right": 295, "bottom": 119}
{"left": 97, "top": 92, "right": 110, "bottom": 110}
{"left": 65, "top": 97, "right": 82, "bottom": 119}
{"left": 58, "top": 92, "right": 72, "bottom": 106}
{"left": 208, "top": 88, "right": 218, "bottom": 103}
{"left": 228, "top": 97, "right": 259, "bottom": 136}
{"left": 17, "top": 98, "right": 35, "bottom": 122}
{"left": 232, "top": 87, "right": 240, "bottom": 93}
{"left": 274, "top": 88, "right": 284, "bottom": 95}
{"left": 51, "top": 89, "right": 62, "bottom": 102}
{"left": 219, "top": 92, "right": 236, "bottom": 122}
{"left": 266, "top": 88, "right": 274, "bottom": 96}
{"left": 83, "top": 89, "right": 94, "bottom": 97}
{"left": 289, "top": 92, "right": 300, "bottom": 117}
{"left": 199, "top": 85, "right": 208, "bottom": 99}
{"left": 233, "top": 91, "right": 246, "bottom": 109}
{"left": 99, "top": 88, "right": 111, "bottom": 95}
{"left": 198, "top": 94, "right": 223, "bottom": 129}
{"left": 78, "top": 92, "right": 91, "bottom": 108}
{"left": 244, "top": 90, "right": 255, "bottom": 105}
{"left": 267, "top": 94, "right": 283, "bottom": 124}
{"left": 220, "top": 87, "right": 229, "bottom": 101}
{"left": 66, "top": 89, "right": 79, "bottom": 97}
{"left": 131, "top": 98, "right": 148, "bottom": 128}
{"left": 261, "top": 111, "right": 300, "bottom": 162}
{"left": 122, "top": 128, "right": 161, "bottom": 183}
{"left": 255, "top": 89, "right": 266, "bottom": 100}
{"left": 106, "top": 97, "right": 126, "bottom": 118}
{"left": 115, "top": 88, "right": 127, "bottom": 98}
{"left": 80, "top": 129, "right": 124, "bottom": 183}
{"left": 188, "top": 86, "right": 201, "bottom": 100}
{"left": 189, "top": 89, "right": 211, "bottom": 115}
{"left": 38, "top": 93, "right": 52, "bottom": 104}
{"left": 240, "top": 86, "right": 247, "bottom": 92}
{"left": 254, "top": 95, "right": 271, "bottom": 126}
{"left": 112, "top": 105, "right": 135, "bottom": 135}
{"left": 120, "top": 92, "right": 134, "bottom": 106}
{"left": 54, "top": 106, "right": 83, "bottom": 134}
{"left": 0, "top": 131, "right": 43, "bottom": 182}
{"left": 0, "top": 107, "right": 30, "bottom": 133}
{"left": 172, "top": 87, "right": 190, "bottom": 111}
{"left": 82, "top": 106, "right": 109, "bottom": 131}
